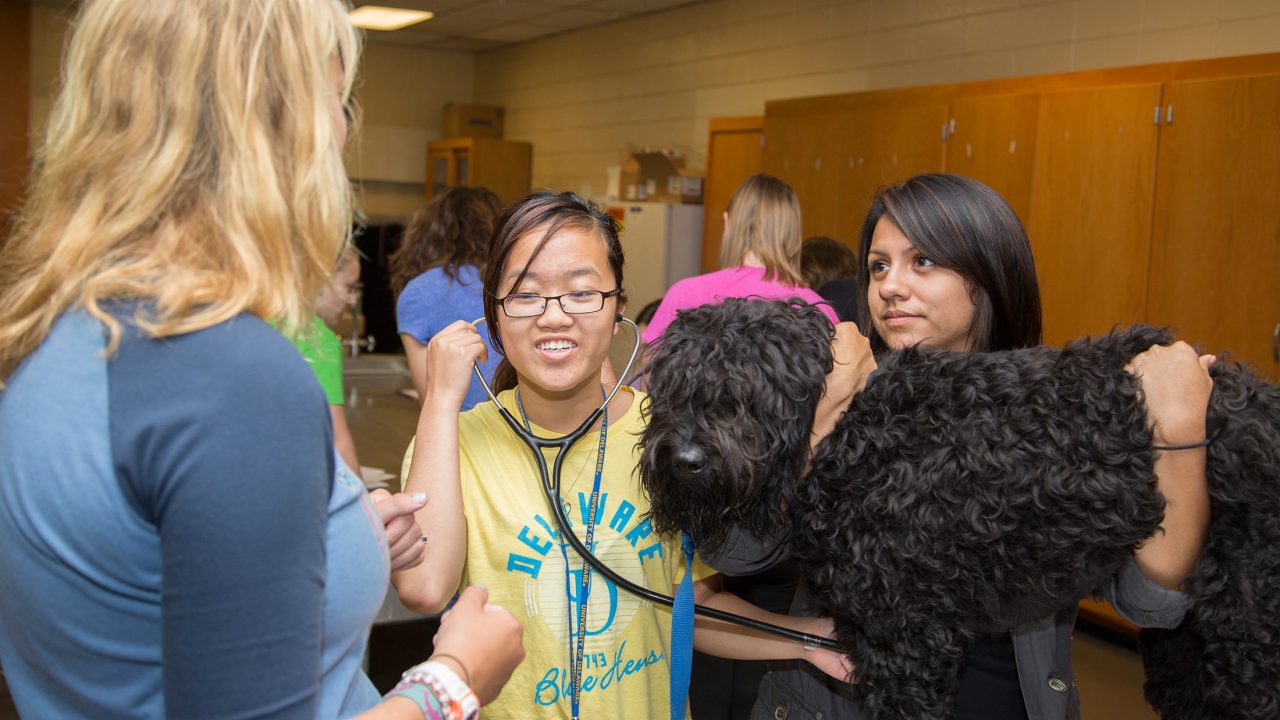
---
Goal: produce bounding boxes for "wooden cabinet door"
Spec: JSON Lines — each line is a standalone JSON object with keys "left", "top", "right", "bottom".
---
{"left": 1146, "top": 75, "right": 1280, "bottom": 380}
{"left": 701, "top": 117, "right": 764, "bottom": 272}
{"left": 944, "top": 93, "right": 1040, "bottom": 225}
{"left": 1027, "top": 84, "right": 1163, "bottom": 347}
{"left": 763, "top": 111, "right": 845, "bottom": 242}
{"left": 837, "top": 98, "right": 949, "bottom": 244}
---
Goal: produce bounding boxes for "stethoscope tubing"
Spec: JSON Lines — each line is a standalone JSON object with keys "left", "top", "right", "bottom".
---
{"left": 470, "top": 315, "right": 840, "bottom": 651}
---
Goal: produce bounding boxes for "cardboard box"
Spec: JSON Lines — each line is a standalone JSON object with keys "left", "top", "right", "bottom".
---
{"left": 619, "top": 150, "right": 703, "bottom": 204}
{"left": 442, "top": 102, "right": 504, "bottom": 139}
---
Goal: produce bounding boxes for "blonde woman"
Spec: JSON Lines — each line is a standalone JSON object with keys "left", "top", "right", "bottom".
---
{"left": 640, "top": 174, "right": 838, "bottom": 345}
{"left": 0, "top": 1, "right": 521, "bottom": 718}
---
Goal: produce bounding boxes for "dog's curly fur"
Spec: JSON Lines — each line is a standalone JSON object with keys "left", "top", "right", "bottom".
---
{"left": 639, "top": 298, "right": 1280, "bottom": 720}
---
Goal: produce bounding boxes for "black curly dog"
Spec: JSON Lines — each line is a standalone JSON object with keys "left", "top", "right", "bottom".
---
{"left": 639, "top": 298, "right": 1280, "bottom": 720}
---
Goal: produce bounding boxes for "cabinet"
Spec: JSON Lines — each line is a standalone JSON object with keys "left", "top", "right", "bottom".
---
{"left": 1028, "top": 84, "right": 1163, "bottom": 347}
{"left": 424, "top": 137, "right": 532, "bottom": 206}
{"left": 1146, "top": 75, "right": 1280, "bottom": 381}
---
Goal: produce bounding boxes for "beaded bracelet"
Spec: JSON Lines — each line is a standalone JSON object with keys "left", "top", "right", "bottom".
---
{"left": 387, "top": 659, "right": 479, "bottom": 720}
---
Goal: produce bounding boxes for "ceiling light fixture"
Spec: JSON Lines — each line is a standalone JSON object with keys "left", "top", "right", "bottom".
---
{"left": 349, "top": 6, "right": 434, "bottom": 31}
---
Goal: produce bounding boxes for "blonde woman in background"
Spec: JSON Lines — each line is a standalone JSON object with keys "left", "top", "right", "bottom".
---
{"left": 640, "top": 173, "right": 838, "bottom": 346}
{"left": 0, "top": 1, "right": 521, "bottom": 718}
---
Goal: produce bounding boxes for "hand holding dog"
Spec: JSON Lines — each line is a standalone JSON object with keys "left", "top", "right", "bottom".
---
{"left": 1126, "top": 341, "right": 1215, "bottom": 446}
{"left": 811, "top": 322, "right": 876, "bottom": 452}
{"left": 1126, "top": 341, "right": 1215, "bottom": 590}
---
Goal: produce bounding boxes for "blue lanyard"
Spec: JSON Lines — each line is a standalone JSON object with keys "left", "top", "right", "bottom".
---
{"left": 516, "top": 386, "right": 608, "bottom": 720}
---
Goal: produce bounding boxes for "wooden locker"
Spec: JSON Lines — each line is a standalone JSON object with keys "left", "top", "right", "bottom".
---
{"left": 836, "top": 95, "right": 949, "bottom": 244}
{"left": 1146, "top": 74, "right": 1280, "bottom": 381}
{"left": 1027, "top": 84, "right": 1163, "bottom": 347}
{"left": 763, "top": 110, "right": 845, "bottom": 242}
{"left": 944, "top": 93, "right": 1040, "bottom": 226}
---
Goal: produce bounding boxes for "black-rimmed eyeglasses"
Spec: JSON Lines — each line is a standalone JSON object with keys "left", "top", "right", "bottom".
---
{"left": 498, "top": 289, "right": 621, "bottom": 318}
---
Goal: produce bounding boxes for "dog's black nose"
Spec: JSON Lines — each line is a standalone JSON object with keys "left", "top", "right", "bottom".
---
{"left": 671, "top": 446, "right": 707, "bottom": 479}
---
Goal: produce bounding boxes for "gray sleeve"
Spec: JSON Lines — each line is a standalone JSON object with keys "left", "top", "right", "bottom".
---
{"left": 1101, "top": 557, "right": 1193, "bottom": 629}
{"left": 111, "top": 315, "right": 332, "bottom": 719}
{"left": 698, "top": 525, "right": 794, "bottom": 576}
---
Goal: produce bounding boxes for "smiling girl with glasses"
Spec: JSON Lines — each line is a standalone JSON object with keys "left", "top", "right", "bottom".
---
{"left": 393, "top": 191, "right": 853, "bottom": 720}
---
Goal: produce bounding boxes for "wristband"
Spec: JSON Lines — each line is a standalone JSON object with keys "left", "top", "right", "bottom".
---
{"left": 1152, "top": 437, "right": 1212, "bottom": 451}
{"left": 398, "top": 660, "right": 480, "bottom": 720}
{"left": 386, "top": 675, "right": 448, "bottom": 720}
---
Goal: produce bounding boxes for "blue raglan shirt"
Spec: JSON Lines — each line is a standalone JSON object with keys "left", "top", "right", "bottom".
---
{"left": 0, "top": 308, "right": 385, "bottom": 718}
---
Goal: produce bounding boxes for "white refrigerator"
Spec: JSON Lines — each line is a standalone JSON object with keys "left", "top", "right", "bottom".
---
{"left": 607, "top": 201, "right": 704, "bottom": 319}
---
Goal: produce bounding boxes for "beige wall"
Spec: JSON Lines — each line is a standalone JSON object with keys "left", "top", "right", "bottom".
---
{"left": 474, "top": 0, "right": 1280, "bottom": 196}
{"left": 27, "top": 0, "right": 1280, "bottom": 217}
{"left": 345, "top": 42, "right": 476, "bottom": 220}
{"left": 26, "top": 5, "right": 475, "bottom": 222}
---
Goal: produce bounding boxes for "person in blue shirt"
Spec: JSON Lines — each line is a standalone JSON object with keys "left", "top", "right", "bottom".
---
{"left": 391, "top": 186, "right": 506, "bottom": 410}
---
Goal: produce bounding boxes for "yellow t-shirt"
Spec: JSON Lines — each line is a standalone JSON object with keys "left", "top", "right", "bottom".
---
{"left": 405, "top": 388, "right": 711, "bottom": 719}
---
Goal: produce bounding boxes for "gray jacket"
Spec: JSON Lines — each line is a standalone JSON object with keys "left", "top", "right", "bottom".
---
{"left": 703, "top": 527, "right": 1192, "bottom": 720}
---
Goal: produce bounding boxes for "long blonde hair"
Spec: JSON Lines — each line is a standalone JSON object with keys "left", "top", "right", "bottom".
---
{"left": 718, "top": 173, "right": 804, "bottom": 286}
{"left": 0, "top": 0, "right": 361, "bottom": 382}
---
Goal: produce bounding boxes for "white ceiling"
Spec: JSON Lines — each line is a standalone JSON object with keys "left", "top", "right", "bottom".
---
{"left": 353, "top": 0, "right": 705, "bottom": 51}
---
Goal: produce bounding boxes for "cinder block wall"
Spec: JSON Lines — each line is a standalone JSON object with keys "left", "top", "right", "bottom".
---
{"left": 474, "top": 0, "right": 1280, "bottom": 197}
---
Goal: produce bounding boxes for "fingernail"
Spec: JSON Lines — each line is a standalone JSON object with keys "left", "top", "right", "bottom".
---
{"left": 412, "top": 492, "right": 427, "bottom": 504}
{"left": 475, "top": 583, "right": 487, "bottom": 590}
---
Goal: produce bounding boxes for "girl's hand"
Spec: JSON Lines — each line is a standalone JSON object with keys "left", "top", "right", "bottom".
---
{"left": 424, "top": 320, "right": 488, "bottom": 410}
{"left": 801, "top": 616, "right": 856, "bottom": 684}
{"left": 370, "top": 489, "right": 429, "bottom": 572}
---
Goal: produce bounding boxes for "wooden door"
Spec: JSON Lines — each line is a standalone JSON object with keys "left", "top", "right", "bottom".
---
{"left": 944, "top": 93, "right": 1040, "bottom": 225}
{"left": 837, "top": 96, "right": 949, "bottom": 244}
{"left": 700, "top": 117, "right": 764, "bottom": 272}
{"left": 763, "top": 111, "right": 845, "bottom": 243}
{"left": 1027, "top": 84, "right": 1163, "bottom": 347}
{"left": 1146, "top": 75, "right": 1280, "bottom": 380}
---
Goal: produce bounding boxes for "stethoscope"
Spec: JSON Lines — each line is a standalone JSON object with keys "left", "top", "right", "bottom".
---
{"left": 470, "top": 315, "right": 840, "bottom": 651}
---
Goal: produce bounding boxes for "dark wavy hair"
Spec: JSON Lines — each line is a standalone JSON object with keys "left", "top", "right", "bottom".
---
{"left": 388, "top": 186, "right": 503, "bottom": 298}
{"left": 856, "top": 173, "right": 1043, "bottom": 353}
{"left": 801, "top": 235, "right": 859, "bottom": 289}
{"left": 482, "top": 190, "right": 627, "bottom": 392}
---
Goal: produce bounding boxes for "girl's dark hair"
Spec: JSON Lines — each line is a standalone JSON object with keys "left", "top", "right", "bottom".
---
{"left": 483, "top": 191, "right": 626, "bottom": 392}
{"left": 388, "top": 186, "right": 504, "bottom": 298}
{"left": 856, "top": 173, "right": 1043, "bottom": 353}
{"left": 800, "top": 235, "right": 859, "bottom": 289}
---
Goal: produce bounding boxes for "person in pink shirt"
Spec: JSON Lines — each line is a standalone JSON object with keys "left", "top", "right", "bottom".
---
{"left": 640, "top": 173, "right": 839, "bottom": 718}
{"left": 641, "top": 173, "right": 839, "bottom": 346}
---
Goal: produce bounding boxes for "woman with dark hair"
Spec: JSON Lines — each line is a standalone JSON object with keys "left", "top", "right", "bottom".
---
{"left": 391, "top": 186, "right": 505, "bottom": 409}
{"left": 708, "top": 173, "right": 1212, "bottom": 720}
{"left": 855, "top": 173, "right": 1042, "bottom": 354}
{"left": 391, "top": 190, "right": 851, "bottom": 720}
